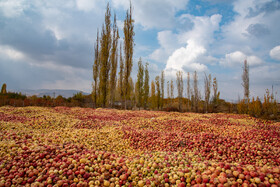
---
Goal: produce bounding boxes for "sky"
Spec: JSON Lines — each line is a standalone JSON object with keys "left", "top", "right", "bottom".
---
{"left": 0, "top": 0, "right": 280, "bottom": 101}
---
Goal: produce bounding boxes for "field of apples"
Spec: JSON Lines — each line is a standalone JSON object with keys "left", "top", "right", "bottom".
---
{"left": 0, "top": 106, "right": 279, "bottom": 187}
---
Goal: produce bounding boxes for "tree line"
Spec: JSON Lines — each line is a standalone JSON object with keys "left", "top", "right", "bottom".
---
{"left": 0, "top": 84, "right": 92, "bottom": 107}
{"left": 237, "top": 60, "right": 278, "bottom": 119}
{"left": 0, "top": 3, "right": 278, "bottom": 120}
{"left": 90, "top": 2, "right": 223, "bottom": 112}
{"left": 92, "top": 3, "right": 134, "bottom": 109}
{"left": 91, "top": 2, "right": 278, "bottom": 119}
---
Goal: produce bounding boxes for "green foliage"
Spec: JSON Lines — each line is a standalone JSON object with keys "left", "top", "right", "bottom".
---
{"left": 99, "top": 3, "right": 112, "bottom": 107}
{"left": 123, "top": 2, "right": 134, "bottom": 109}
{"left": 109, "top": 13, "right": 119, "bottom": 107}
{"left": 211, "top": 77, "right": 220, "bottom": 112}
{"left": 204, "top": 73, "right": 211, "bottom": 113}
{"left": 136, "top": 58, "right": 144, "bottom": 109}
{"left": 72, "top": 92, "right": 84, "bottom": 102}
{"left": 155, "top": 76, "right": 161, "bottom": 110}
{"left": 160, "top": 70, "right": 165, "bottom": 110}
{"left": 150, "top": 80, "right": 156, "bottom": 110}
{"left": 143, "top": 63, "right": 149, "bottom": 110}
{"left": 242, "top": 59, "right": 249, "bottom": 102}
{"left": 118, "top": 43, "right": 124, "bottom": 108}
{"left": 1, "top": 83, "right": 7, "bottom": 94}
{"left": 92, "top": 29, "right": 100, "bottom": 108}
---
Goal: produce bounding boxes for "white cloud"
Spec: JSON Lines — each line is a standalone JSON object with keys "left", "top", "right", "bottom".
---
{"left": 112, "top": 0, "right": 189, "bottom": 29}
{"left": 220, "top": 51, "right": 263, "bottom": 67}
{"left": 270, "top": 45, "right": 280, "bottom": 61}
{"left": 166, "top": 40, "right": 207, "bottom": 72}
{"left": 76, "top": 0, "right": 98, "bottom": 12}
{"left": 217, "top": 0, "right": 280, "bottom": 56}
{"left": 0, "top": 46, "right": 26, "bottom": 60}
{"left": 164, "top": 14, "right": 221, "bottom": 75}
{"left": 149, "top": 30, "right": 179, "bottom": 63}
{"left": 0, "top": 0, "right": 27, "bottom": 17}
{"left": 180, "top": 14, "right": 222, "bottom": 46}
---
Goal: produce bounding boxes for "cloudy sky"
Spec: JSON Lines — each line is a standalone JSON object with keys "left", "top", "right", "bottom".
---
{"left": 0, "top": 0, "right": 280, "bottom": 101}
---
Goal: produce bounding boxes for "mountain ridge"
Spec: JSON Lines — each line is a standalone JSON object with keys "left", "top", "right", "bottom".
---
{"left": 11, "top": 89, "right": 90, "bottom": 98}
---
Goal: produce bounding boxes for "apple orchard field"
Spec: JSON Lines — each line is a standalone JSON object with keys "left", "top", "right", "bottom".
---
{"left": 0, "top": 107, "right": 279, "bottom": 187}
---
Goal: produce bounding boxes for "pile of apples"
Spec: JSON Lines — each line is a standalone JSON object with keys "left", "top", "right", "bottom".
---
{"left": 0, "top": 106, "right": 279, "bottom": 186}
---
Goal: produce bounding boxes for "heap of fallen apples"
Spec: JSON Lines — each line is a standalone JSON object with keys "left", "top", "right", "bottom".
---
{"left": 0, "top": 106, "right": 279, "bottom": 186}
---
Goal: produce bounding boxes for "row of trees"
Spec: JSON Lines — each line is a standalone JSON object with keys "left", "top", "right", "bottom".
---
{"left": 237, "top": 60, "right": 278, "bottom": 119}
{"left": 90, "top": 3, "right": 278, "bottom": 119}
{"left": 92, "top": 3, "right": 134, "bottom": 109}
{"left": 0, "top": 83, "right": 94, "bottom": 107}
{"left": 90, "top": 2, "right": 225, "bottom": 112}
{"left": 146, "top": 70, "right": 220, "bottom": 113}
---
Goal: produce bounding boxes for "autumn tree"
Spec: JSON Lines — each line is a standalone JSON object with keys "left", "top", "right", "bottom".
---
{"left": 193, "top": 71, "right": 199, "bottom": 112}
{"left": 242, "top": 59, "right": 249, "bottom": 103}
{"left": 167, "top": 81, "right": 170, "bottom": 107}
{"left": 155, "top": 76, "right": 161, "bottom": 110}
{"left": 129, "top": 77, "right": 135, "bottom": 108}
{"left": 123, "top": 3, "right": 134, "bottom": 109}
{"left": 263, "top": 89, "right": 278, "bottom": 119}
{"left": 143, "top": 63, "right": 149, "bottom": 109}
{"left": 160, "top": 70, "right": 165, "bottom": 109}
{"left": 109, "top": 14, "right": 119, "bottom": 107}
{"left": 92, "top": 31, "right": 100, "bottom": 107}
{"left": 118, "top": 43, "right": 124, "bottom": 108}
{"left": 204, "top": 73, "right": 211, "bottom": 113}
{"left": 92, "top": 29, "right": 100, "bottom": 108}
{"left": 248, "top": 97, "right": 262, "bottom": 117}
{"left": 136, "top": 58, "right": 144, "bottom": 110}
{"left": 170, "top": 80, "right": 174, "bottom": 105}
{"left": 150, "top": 80, "right": 156, "bottom": 109}
{"left": 99, "top": 3, "right": 112, "bottom": 107}
{"left": 1, "top": 83, "right": 7, "bottom": 94}
{"left": 187, "top": 72, "right": 191, "bottom": 111}
{"left": 211, "top": 77, "right": 220, "bottom": 111}
{"left": 176, "top": 71, "right": 183, "bottom": 111}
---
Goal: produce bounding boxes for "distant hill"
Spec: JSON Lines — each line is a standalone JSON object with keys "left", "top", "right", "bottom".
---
{"left": 11, "top": 89, "right": 90, "bottom": 98}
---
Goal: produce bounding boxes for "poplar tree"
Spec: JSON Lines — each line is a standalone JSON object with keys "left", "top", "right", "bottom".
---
{"left": 92, "top": 29, "right": 100, "bottom": 108}
{"left": 150, "top": 80, "right": 156, "bottom": 109}
{"left": 109, "top": 14, "right": 119, "bottom": 107}
{"left": 99, "top": 3, "right": 112, "bottom": 107}
{"left": 170, "top": 80, "right": 174, "bottom": 105}
{"left": 212, "top": 77, "right": 220, "bottom": 111}
{"left": 176, "top": 71, "right": 183, "bottom": 111}
{"left": 1, "top": 83, "right": 7, "bottom": 94}
{"left": 129, "top": 77, "right": 135, "bottom": 108}
{"left": 167, "top": 81, "right": 170, "bottom": 107}
{"left": 187, "top": 72, "right": 191, "bottom": 111}
{"left": 242, "top": 59, "right": 249, "bottom": 103}
{"left": 136, "top": 58, "right": 144, "bottom": 110}
{"left": 193, "top": 71, "right": 199, "bottom": 112}
{"left": 123, "top": 3, "right": 134, "bottom": 109}
{"left": 118, "top": 43, "right": 124, "bottom": 108}
{"left": 143, "top": 63, "right": 149, "bottom": 109}
{"left": 204, "top": 73, "right": 211, "bottom": 113}
{"left": 160, "top": 70, "right": 165, "bottom": 109}
{"left": 155, "top": 76, "right": 161, "bottom": 110}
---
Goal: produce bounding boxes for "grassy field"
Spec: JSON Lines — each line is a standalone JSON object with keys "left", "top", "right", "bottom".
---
{"left": 0, "top": 106, "right": 279, "bottom": 186}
